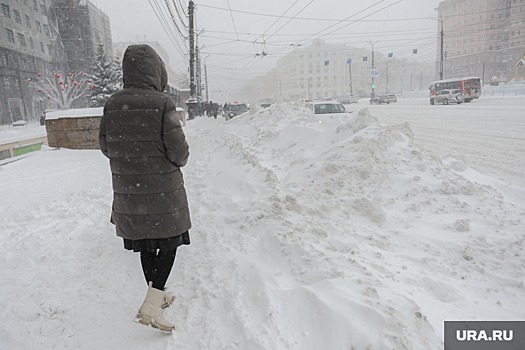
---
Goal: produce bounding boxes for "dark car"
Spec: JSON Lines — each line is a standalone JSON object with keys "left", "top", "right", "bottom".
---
{"left": 308, "top": 101, "right": 349, "bottom": 114}
{"left": 370, "top": 95, "right": 390, "bottom": 105}
{"left": 225, "top": 102, "right": 248, "bottom": 120}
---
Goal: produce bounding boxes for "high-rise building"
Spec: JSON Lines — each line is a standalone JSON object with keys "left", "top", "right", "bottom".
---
{"left": 51, "top": 0, "right": 113, "bottom": 73}
{"left": 0, "top": 0, "right": 57, "bottom": 124}
{"left": 436, "top": 0, "right": 525, "bottom": 83}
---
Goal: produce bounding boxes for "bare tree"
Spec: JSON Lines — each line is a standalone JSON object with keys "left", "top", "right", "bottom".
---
{"left": 27, "top": 71, "right": 94, "bottom": 110}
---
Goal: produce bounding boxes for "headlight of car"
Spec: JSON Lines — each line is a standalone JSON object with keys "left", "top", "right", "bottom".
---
{"left": 229, "top": 112, "right": 235, "bottom": 117}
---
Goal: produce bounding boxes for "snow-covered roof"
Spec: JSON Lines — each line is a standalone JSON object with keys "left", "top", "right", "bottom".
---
{"left": 45, "top": 107, "right": 104, "bottom": 120}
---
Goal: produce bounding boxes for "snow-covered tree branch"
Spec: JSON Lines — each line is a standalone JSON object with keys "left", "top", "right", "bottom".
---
{"left": 27, "top": 71, "right": 94, "bottom": 110}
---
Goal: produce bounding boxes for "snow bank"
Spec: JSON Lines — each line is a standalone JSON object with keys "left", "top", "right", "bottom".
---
{"left": 0, "top": 102, "right": 523, "bottom": 349}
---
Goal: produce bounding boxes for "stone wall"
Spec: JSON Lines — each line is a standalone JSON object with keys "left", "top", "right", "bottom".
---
{"left": 45, "top": 116, "right": 101, "bottom": 149}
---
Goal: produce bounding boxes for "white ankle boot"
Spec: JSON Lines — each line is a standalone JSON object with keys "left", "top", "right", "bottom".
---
{"left": 162, "top": 290, "right": 175, "bottom": 309}
{"left": 137, "top": 282, "right": 175, "bottom": 332}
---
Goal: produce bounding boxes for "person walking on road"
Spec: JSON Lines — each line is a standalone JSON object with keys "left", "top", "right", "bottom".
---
{"left": 99, "top": 44, "right": 191, "bottom": 332}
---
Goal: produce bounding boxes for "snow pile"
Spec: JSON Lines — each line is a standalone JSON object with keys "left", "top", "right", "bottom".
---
{"left": 0, "top": 102, "right": 523, "bottom": 349}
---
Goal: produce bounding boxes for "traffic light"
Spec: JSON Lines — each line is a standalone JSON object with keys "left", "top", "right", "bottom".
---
{"left": 372, "top": 83, "right": 376, "bottom": 89}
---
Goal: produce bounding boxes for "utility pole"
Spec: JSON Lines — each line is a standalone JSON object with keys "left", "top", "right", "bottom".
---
{"left": 188, "top": 0, "right": 196, "bottom": 98}
{"left": 204, "top": 56, "right": 209, "bottom": 101}
{"left": 196, "top": 45, "right": 201, "bottom": 99}
{"left": 347, "top": 59, "right": 353, "bottom": 95}
{"left": 482, "top": 61, "right": 486, "bottom": 85}
{"left": 368, "top": 41, "right": 378, "bottom": 98}
{"left": 385, "top": 60, "right": 388, "bottom": 94}
{"left": 439, "top": 17, "right": 445, "bottom": 80}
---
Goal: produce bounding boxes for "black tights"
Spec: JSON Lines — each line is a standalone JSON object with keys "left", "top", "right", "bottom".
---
{"left": 140, "top": 249, "right": 177, "bottom": 290}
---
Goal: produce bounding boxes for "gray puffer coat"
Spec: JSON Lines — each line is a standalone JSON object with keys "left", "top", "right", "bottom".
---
{"left": 99, "top": 44, "right": 191, "bottom": 241}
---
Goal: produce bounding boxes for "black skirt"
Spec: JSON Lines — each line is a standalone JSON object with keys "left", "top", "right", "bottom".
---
{"left": 123, "top": 231, "right": 190, "bottom": 253}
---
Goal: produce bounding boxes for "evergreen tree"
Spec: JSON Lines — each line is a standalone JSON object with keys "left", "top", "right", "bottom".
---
{"left": 111, "top": 53, "right": 123, "bottom": 90}
{"left": 89, "top": 42, "right": 121, "bottom": 107}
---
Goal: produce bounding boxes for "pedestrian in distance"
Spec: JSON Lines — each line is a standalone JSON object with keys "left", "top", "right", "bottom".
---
{"left": 99, "top": 44, "right": 191, "bottom": 332}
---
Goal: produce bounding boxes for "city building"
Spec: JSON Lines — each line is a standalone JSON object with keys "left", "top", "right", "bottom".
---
{"left": 241, "top": 40, "right": 434, "bottom": 103}
{"left": 51, "top": 0, "right": 113, "bottom": 74}
{"left": 436, "top": 0, "right": 525, "bottom": 83}
{"left": 0, "top": 0, "right": 56, "bottom": 124}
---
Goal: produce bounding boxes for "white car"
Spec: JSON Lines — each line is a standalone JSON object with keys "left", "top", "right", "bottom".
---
{"left": 430, "top": 89, "right": 464, "bottom": 105}
{"left": 308, "top": 101, "right": 351, "bottom": 115}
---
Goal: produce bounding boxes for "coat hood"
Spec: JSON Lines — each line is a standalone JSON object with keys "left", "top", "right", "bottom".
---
{"left": 122, "top": 45, "right": 167, "bottom": 91}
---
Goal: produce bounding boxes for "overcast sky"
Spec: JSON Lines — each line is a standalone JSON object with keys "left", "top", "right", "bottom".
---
{"left": 97, "top": 0, "right": 442, "bottom": 92}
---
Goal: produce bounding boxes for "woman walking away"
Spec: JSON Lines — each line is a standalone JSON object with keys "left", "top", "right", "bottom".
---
{"left": 99, "top": 44, "right": 191, "bottom": 332}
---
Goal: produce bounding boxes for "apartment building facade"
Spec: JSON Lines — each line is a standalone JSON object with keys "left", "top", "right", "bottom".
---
{"left": 51, "top": 0, "right": 113, "bottom": 73}
{"left": 0, "top": 0, "right": 55, "bottom": 124}
{"left": 437, "top": 0, "right": 525, "bottom": 83}
{"left": 0, "top": 0, "right": 114, "bottom": 125}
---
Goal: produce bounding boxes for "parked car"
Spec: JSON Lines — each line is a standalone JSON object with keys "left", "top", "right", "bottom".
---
{"left": 430, "top": 89, "right": 464, "bottom": 105}
{"left": 225, "top": 102, "right": 248, "bottom": 119}
{"left": 337, "top": 95, "right": 351, "bottom": 104}
{"left": 370, "top": 95, "right": 390, "bottom": 105}
{"left": 387, "top": 94, "right": 397, "bottom": 103}
{"left": 307, "top": 101, "right": 351, "bottom": 115}
{"left": 337, "top": 95, "right": 359, "bottom": 104}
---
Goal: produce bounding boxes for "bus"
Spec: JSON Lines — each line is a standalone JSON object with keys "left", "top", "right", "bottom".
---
{"left": 429, "top": 77, "right": 481, "bottom": 102}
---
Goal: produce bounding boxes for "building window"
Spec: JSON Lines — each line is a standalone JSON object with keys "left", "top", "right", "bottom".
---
{"left": 17, "top": 33, "right": 26, "bottom": 47}
{"left": 1, "top": 3, "right": 10, "bottom": 18}
{"left": 43, "top": 24, "right": 49, "bottom": 38}
{"left": 33, "top": 0, "right": 37, "bottom": 11}
{"left": 5, "top": 28, "right": 15, "bottom": 43}
{"left": 3, "top": 77, "right": 11, "bottom": 89}
{"left": 40, "top": 3, "right": 45, "bottom": 15}
{"left": 35, "top": 20, "right": 41, "bottom": 32}
{"left": 1, "top": 52, "right": 8, "bottom": 66}
{"left": 14, "top": 10, "right": 21, "bottom": 23}
{"left": 39, "top": 41, "right": 44, "bottom": 53}
{"left": 25, "top": 14, "right": 31, "bottom": 28}
{"left": 29, "top": 36, "right": 34, "bottom": 50}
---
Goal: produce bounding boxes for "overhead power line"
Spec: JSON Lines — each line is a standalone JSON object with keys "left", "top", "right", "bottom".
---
{"left": 147, "top": 0, "right": 188, "bottom": 61}
{"left": 225, "top": 0, "right": 240, "bottom": 41}
{"left": 163, "top": 0, "right": 189, "bottom": 39}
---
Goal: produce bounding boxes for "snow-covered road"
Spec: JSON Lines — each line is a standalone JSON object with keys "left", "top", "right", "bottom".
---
{"left": 364, "top": 97, "right": 525, "bottom": 187}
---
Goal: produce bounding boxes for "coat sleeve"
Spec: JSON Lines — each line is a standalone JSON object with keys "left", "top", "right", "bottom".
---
{"left": 99, "top": 107, "right": 109, "bottom": 158}
{"left": 162, "top": 98, "right": 189, "bottom": 167}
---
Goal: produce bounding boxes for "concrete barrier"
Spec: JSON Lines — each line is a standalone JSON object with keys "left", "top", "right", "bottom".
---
{"left": 0, "top": 136, "right": 48, "bottom": 160}
{"left": 45, "top": 107, "right": 103, "bottom": 149}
